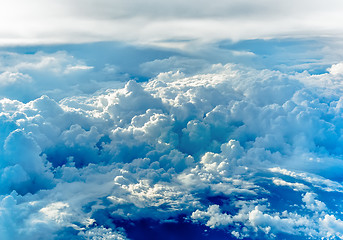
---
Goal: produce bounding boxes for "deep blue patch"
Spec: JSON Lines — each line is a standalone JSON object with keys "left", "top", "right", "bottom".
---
{"left": 114, "top": 217, "right": 237, "bottom": 240}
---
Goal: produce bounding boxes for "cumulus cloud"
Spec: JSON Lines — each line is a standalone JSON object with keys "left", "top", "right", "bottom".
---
{"left": 320, "top": 215, "right": 343, "bottom": 239}
{"left": 302, "top": 192, "right": 326, "bottom": 212}
{"left": 2, "top": 63, "right": 343, "bottom": 239}
{"left": 191, "top": 205, "right": 233, "bottom": 228}
{"left": 327, "top": 62, "right": 343, "bottom": 75}
{"left": 0, "top": 71, "right": 31, "bottom": 86}
{"left": 0, "top": 51, "right": 129, "bottom": 102}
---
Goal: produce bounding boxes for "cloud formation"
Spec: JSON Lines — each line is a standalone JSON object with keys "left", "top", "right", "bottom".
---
{"left": 1, "top": 62, "right": 343, "bottom": 239}
{"left": 0, "top": 50, "right": 129, "bottom": 102}
{"left": 1, "top": 0, "right": 343, "bottom": 46}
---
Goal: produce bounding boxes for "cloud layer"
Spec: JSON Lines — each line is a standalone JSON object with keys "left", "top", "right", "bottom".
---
{"left": 1, "top": 62, "right": 343, "bottom": 239}
{"left": 1, "top": 0, "right": 343, "bottom": 46}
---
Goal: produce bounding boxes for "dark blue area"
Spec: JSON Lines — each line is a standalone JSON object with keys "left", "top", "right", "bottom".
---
{"left": 45, "top": 144, "right": 108, "bottom": 168}
{"left": 96, "top": 135, "right": 111, "bottom": 152}
{"left": 114, "top": 217, "right": 237, "bottom": 240}
{"left": 90, "top": 207, "right": 238, "bottom": 239}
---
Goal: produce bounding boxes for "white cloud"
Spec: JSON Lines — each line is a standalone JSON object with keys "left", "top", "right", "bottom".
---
{"left": 2, "top": 63, "right": 343, "bottom": 238}
{"left": 269, "top": 167, "right": 343, "bottom": 193}
{"left": 302, "top": 192, "right": 326, "bottom": 212}
{"left": 327, "top": 62, "right": 343, "bottom": 75}
{"left": 191, "top": 205, "right": 233, "bottom": 228}
{"left": 0, "top": 71, "right": 31, "bottom": 86}
{"left": 1, "top": 0, "right": 343, "bottom": 46}
{"left": 0, "top": 51, "right": 75, "bottom": 72}
{"left": 140, "top": 56, "right": 209, "bottom": 77}
{"left": 320, "top": 215, "right": 343, "bottom": 239}
{"left": 38, "top": 202, "right": 72, "bottom": 225}
{"left": 248, "top": 207, "right": 312, "bottom": 236}
{"left": 272, "top": 178, "right": 309, "bottom": 192}
{"left": 78, "top": 226, "right": 128, "bottom": 240}
{"left": 64, "top": 65, "right": 94, "bottom": 74}
{"left": 0, "top": 51, "right": 120, "bottom": 101}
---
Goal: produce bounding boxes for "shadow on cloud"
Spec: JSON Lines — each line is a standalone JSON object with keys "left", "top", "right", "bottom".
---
{"left": 1, "top": 62, "right": 343, "bottom": 239}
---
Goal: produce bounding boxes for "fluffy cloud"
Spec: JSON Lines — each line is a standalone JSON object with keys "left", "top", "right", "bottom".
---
{"left": 191, "top": 205, "right": 233, "bottom": 228}
{"left": 302, "top": 192, "right": 327, "bottom": 212}
{"left": 320, "top": 215, "right": 343, "bottom": 239}
{"left": 0, "top": 51, "right": 129, "bottom": 102}
{"left": 0, "top": 71, "right": 31, "bottom": 87}
{"left": 327, "top": 62, "right": 343, "bottom": 75}
{"left": 2, "top": 63, "right": 343, "bottom": 239}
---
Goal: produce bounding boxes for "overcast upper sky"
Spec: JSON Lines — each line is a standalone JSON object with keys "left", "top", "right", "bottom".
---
{"left": 2, "top": 0, "right": 343, "bottom": 46}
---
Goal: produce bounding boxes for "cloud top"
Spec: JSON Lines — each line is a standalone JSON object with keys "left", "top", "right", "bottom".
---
{"left": 1, "top": 63, "right": 343, "bottom": 238}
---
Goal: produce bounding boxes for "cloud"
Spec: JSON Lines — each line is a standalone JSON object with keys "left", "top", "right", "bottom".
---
{"left": 1, "top": 0, "right": 343, "bottom": 46}
{"left": 1, "top": 38, "right": 343, "bottom": 105}
{"left": 0, "top": 71, "right": 31, "bottom": 86}
{"left": 320, "top": 215, "right": 343, "bottom": 239}
{"left": 78, "top": 226, "right": 128, "bottom": 240}
{"left": 327, "top": 62, "right": 343, "bottom": 75}
{"left": 2, "top": 63, "right": 343, "bottom": 239}
{"left": 64, "top": 65, "right": 94, "bottom": 74}
{"left": 302, "top": 192, "right": 326, "bottom": 212}
{"left": 140, "top": 56, "right": 210, "bottom": 77}
{"left": 247, "top": 206, "right": 313, "bottom": 236}
{"left": 272, "top": 178, "right": 309, "bottom": 192}
{"left": 191, "top": 205, "right": 233, "bottom": 228}
{"left": 0, "top": 51, "right": 129, "bottom": 102}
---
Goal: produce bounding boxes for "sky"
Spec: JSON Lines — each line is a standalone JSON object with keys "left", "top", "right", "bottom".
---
{"left": 2, "top": 1, "right": 343, "bottom": 240}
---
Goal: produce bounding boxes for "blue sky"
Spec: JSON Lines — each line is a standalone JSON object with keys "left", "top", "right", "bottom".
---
{"left": 2, "top": 1, "right": 343, "bottom": 240}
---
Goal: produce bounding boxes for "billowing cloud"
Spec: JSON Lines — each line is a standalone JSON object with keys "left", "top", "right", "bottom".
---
{"left": 0, "top": 50, "right": 129, "bottom": 102}
{"left": 1, "top": 62, "right": 343, "bottom": 239}
{"left": 327, "top": 62, "right": 343, "bottom": 75}
{"left": 0, "top": 71, "right": 31, "bottom": 86}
